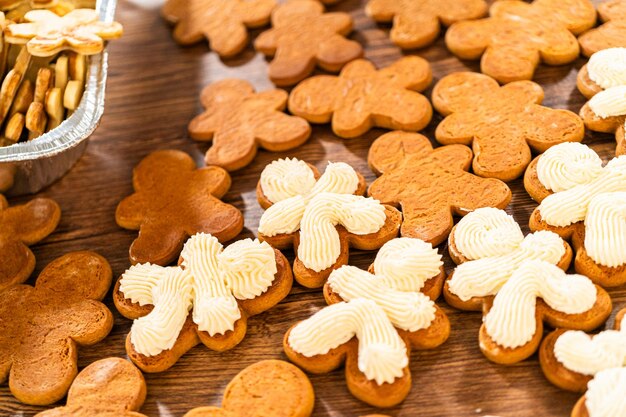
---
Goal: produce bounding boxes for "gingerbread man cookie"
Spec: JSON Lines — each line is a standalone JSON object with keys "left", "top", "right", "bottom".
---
{"left": 571, "top": 367, "right": 626, "bottom": 417}
{"left": 254, "top": 0, "right": 363, "bottom": 86}
{"left": 525, "top": 143, "right": 626, "bottom": 287}
{"left": 285, "top": 237, "right": 450, "bottom": 408}
{"left": 540, "top": 308, "right": 626, "bottom": 392}
{"left": 444, "top": 208, "right": 611, "bottom": 364}
{"left": 0, "top": 195, "right": 60, "bottom": 291}
{"left": 576, "top": 51, "right": 626, "bottom": 156}
{"left": 367, "top": 131, "right": 511, "bottom": 247}
{"left": 184, "top": 360, "right": 314, "bottom": 417}
{"left": 445, "top": 0, "right": 596, "bottom": 83}
{"left": 114, "top": 233, "right": 292, "bottom": 373}
{"left": 366, "top": 0, "right": 488, "bottom": 50}
{"left": 35, "top": 357, "right": 148, "bottom": 417}
{"left": 188, "top": 79, "right": 311, "bottom": 171}
{"left": 257, "top": 157, "right": 401, "bottom": 288}
{"left": 161, "top": 0, "right": 274, "bottom": 57}
{"left": 0, "top": 251, "right": 113, "bottom": 405}
{"left": 579, "top": 0, "right": 626, "bottom": 57}
{"left": 115, "top": 150, "right": 244, "bottom": 266}
{"left": 5, "top": 8, "right": 123, "bottom": 56}
{"left": 287, "top": 57, "right": 433, "bottom": 138}
{"left": 432, "top": 72, "right": 585, "bottom": 181}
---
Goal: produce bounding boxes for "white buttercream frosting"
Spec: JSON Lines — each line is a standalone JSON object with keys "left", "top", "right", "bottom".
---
{"left": 587, "top": 48, "right": 626, "bottom": 90}
{"left": 585, "top": 367, "right": 626, "bottom": 417}
{"left": 537, "top": 142, "right": 604, "bottom": 193}
{"left": 483, "top": 260, "right": 597, "bottom": 349}
{"left": 589, "top": 85, "right": 626, "bottom": 118}
{"left": 260, "top": 157, "right": 316, "bottom": 203}
{"left": 584, "top": 192, "right": 626, "bottom": 268}
{"left": 554, "top": 327, "right": 626, "bottom": 376}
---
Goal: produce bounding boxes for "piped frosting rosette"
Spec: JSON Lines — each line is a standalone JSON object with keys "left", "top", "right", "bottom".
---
{"left": 525, "top": 142, "right": 626, "bottom": 287}
{"left": 257, "top": 157, "right": 402, "bottom": 288}
{"left": 283, "top": 237, "right": 449, "bottom": 408}
{"left": 444, "top": 207, "right": 611, "bottom": 364}
{"left": 114, "top": 233, "right": 293, "bottom": 373}
{"left": 571, "top": 367, "right": 626, "bottom": 417}
{"left": 539, "top": 307, "right": 626, "bottom": 392}
{"left": 576, "top": 48, "right": 626, "bottom": 156}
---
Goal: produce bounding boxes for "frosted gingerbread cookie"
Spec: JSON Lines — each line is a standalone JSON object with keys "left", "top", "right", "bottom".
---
{"left": 116, "top": 150, "right": 244, "bottom": 266}
{"left": 35, "top": 357, "right": 148, "bottom": 417}
{"left": 188, "top": 79, "right": 311, "bottom": 171}
{"left": 287, "top": 57, "right": 433, "bottom": 138}
{"left": 114, "top": 233, "right": 292, "bottom": 373}
{"left": 285, "top": 237, "right": 450, "bottom": 408}
{"left": 366, "top": 0, "right": 488, "bottom": 50}
{"left": 579, "top": 0, "right": 626, "bottom": 57}
{"left": 540, "top": 308, "right": 626, "bottom": 392}
{"left": 367, "top": 131, "right": 511, "bottom": 246}
{"left": 445, "top": 0, "right": 596, "bottom": 84}
{"left": 0, "top": 251, "right": 113, "bottom": 405}
{"left": 432, "top": 72, "right": 584, "bottom": 181}
{"left": 571, "top": 367, "right": 626, "bottom": 417}
{"left": 161, "top": 0, "right": 274, "bottom": 57}
{"left": 257, "top": 157, "right": 401, "bottom": 288}
{"left": 577, "top": 51, "right": 626, "bottom": 156}
{"left": 0, "top": 195, "right": 60, "bottom": 290}
{"left": 445, "top": 208, "right": 611, "bottom": 364}
{"left": 525, "top": 143, "right": 626, "bottom": 287}
{"left": 254, "top": 0, "right": 363, "bottom": 86}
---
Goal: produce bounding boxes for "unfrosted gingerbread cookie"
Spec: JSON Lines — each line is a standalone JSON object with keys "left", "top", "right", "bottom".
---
{"left": 254, "top": 0, "right": 363, "bottom": 86}
{"left": 35, "top": 357, "right": 148, "bottom": 417}
{"left": 161, "top": 0, "right": 275, "bottom": 57}
{"left": 114, "top": 233, "right": 292, "bottom": 373}
{"left": 188, "top": 79, "right": 311, "bottom": 171}
{"left": 115, "top": 150, "right": 244, "bottom": 266}
{"left": 444, "top": 208, "right": 611, "bottom": 364}
{"left": 579, "top": 0, "right": 626, "bottom": 57}
{"left": 432, "top": 72, "right": 584, "bottom": 181}
{"left": 184, "top": 360, "right": 314, "bottom": 417}
{"left": 540, "top": 308, "right": 626, "bottom": 392}
{"left": 257, "top": 157, "right": 401, "bottom": 288}
{"left": 525, "top": 143, "right": 626, "bottom": 287}
{"left": 367, "top": 131, "right": 511, "bottom": 246}
{"left": 287, "top": 57, "right": 432, "bottom": 138}
{"left": 0, "top": 251, "right": 113, "bottom": 405}
{"left": 285, "top": 237, "right": 450, "bottom": 408}
{"left": 0, "top": 195, "right": 60, "bottom": 290}
{"left": 366, "top": 0, "right": 488, "bottom": 49}
{"left": 445, "top": 0, "right": 596, "bottom": 83}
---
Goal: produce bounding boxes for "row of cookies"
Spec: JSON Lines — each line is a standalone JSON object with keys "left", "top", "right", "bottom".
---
{"left": 162, "top": 0, "right": 626, "bottom": 86}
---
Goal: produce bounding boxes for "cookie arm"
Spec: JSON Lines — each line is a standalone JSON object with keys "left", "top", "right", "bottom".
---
{"left": 288, "top": 75, "right": 341, "bottom": 123}
{"left": 3, "top": 198, "right": 60, "bottom": 245}
{"left": 445, "top": 18, "right": 492, "bottom": 60}
{"left": 235, "top": 0, "right": 275, "bottom": 28}
{"left": 254, "top": 112, "right": 311, "bottom": 152}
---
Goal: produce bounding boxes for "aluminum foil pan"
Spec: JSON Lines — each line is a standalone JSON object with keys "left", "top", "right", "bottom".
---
{"left": 0, "top": 0, "right": 116, "bottom": 196}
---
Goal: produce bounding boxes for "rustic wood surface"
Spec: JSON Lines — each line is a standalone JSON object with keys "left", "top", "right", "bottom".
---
{"left": 2, "top": 0, "right": 625, "bottom": 416}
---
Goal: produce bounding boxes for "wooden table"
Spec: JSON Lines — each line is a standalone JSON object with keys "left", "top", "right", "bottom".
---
{"left": 2, "top": 0, "right": 625, "bottom": 416}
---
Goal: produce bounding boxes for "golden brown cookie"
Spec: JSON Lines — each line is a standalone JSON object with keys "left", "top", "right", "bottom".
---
{"left": 188, "top": 79, "right": 311, "bottom": 171}
{"left": 0, "top": 196, "right": 60, "bottom": 291}
{"left": 114, "top": 234, "right": 293, "bottom": 373}
{"left": 34, "top": 357, "right": 147, "bottom": 417}
{"left": 161, "top": 0, "right": 275, "bottom": 57}
{"left": 578, "top": 0, "right": 626, "bottom": 57}
{"left": 0, "top": 251, "right": 113, "bottom": 405}
{"left": 432, "top": 72, "right": 585, "bottom": 181}
{"left": 254, "top": 0, "right": 363, "bottom": 87}
{"left": 115, "top": 149, "right": 244, "bottom": 266}
{"left": 578, "top": 87, "right": 626, "bottom": 157}
{"left": 284, "top": 243, "right": 450, "bottom": 408}
{"left": 257, "top": 158, "right": 402, "bottom": 288}
{"left": 184, "top": 360, "right": 315, "bottom": 417}
{"left": 445, "top": 0, "right": 596, "bottom": 83}
{"left": 539, "top": 308, "right": 626, "bottom": 393}
{"left": 366, "top": 0, "right": 488, "bottom": 49}
{"left": 367, "top": 131, "right": 512, "bottom": 247}
{"left": 287, "top": 57, "right": 432, "bottom": 138}
{"left": 5, "top": 9, "right": 123, "bottom": 57}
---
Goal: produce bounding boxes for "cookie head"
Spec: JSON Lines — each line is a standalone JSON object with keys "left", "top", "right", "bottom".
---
{"left": 115, "top": 149, "right": 244, "bottom": 265}
{"left": 578, "top": 0, "right": 626, "bottom": 57}
{"left": 367, "top": 131, "right": 511, "bottom": 246}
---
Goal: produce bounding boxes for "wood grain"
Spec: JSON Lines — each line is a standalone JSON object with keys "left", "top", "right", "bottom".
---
{"left": 2, "top": 0, "right": 625, "bottom": 416}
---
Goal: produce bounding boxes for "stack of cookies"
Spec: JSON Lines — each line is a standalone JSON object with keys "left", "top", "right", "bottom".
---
{"left": 3, "top": 0, "right": 626, "bottom": 416}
